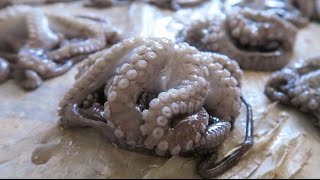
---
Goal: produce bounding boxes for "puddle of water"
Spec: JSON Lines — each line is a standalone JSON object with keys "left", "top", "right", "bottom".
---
{"left": 31, "top": 139, "right": 61, "bottom": 165}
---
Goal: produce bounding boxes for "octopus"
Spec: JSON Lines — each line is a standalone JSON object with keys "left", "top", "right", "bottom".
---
{"left": 58, "top": 37, "right": 254, "bottom": 178}
{"left": 176, "top": 7, "right": 298, "bottom": 71}
{"left": 265, "top": 56, "right": 320, "bottom": 126}
{"left": 0, "top": 5, "right": 121, "bottom": 90}
{"left": 147, "top": 0, "right": 208, "bottom": 11}
{"left": 227, "top": 0, "right": 310, "bottom": 28}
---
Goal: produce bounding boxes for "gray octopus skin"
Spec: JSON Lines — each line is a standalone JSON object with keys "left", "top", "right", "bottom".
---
{"left": 147, "top": 0, "right": 208, "bottom": 11}
{"left": 0, "top": 5, "right": 121, "bottom": 90}
{"left": 58, "top": 37, "right": 252, "bottom": 178}
{"left": 228, "top": 0, "right": 310, "bottom": 28}
{"left": 177, "top": 8, "right": 298, "bottom": 71}
{"left": 265, "top": 56, "right": 320, "bottom": 126}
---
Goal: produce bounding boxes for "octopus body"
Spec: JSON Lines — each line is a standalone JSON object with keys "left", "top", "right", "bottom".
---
{"left": 228, "top": 0, "right": 310, "bottom": 28}
{"left": 177, "top": 8, "right": 298, "bottom": 71}
{"left": 0, "top": 5, "right": 121, "bottom": 90}
{"left": 147, "top": 0, "right": 208, "bottom": 11}
{"left": 265, "top": 56, "right": 320, "bottom": 125}
{"left": 58, "top": 37, "right": 253, "bottom": 178}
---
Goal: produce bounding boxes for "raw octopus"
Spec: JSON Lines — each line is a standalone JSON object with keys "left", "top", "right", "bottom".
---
{"left": 177, "top": 7, "right": 298, "bottom": 71}
{"left": 265, "top": 56, "right": 320, "bottom": 126}
{"left": 0, "top": 5, "right": 121, "bottom": 90}
{"left": 58, "top": 37, "right": 253, "bottom": 178}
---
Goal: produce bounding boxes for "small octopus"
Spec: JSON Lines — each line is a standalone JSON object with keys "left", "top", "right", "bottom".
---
{"left": 265, "top": 56, "right": 320, "bottom": 126}
{"left": 177, "top": 7, "right": 298, "bottom": 71}
{"left": 147, "top": 0, "right": 208, "bottom": 11}
{"left": 0, "top": 5, "right": 121, "bottom": 90}
{"left": 58, "top": 37, "right": 253, "bottom": 178}
{"left": 227, "top": 0, "right": 310, "bottom": 28}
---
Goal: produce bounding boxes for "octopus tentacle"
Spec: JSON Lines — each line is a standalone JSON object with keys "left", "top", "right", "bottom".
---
{"left": 265, "top": 56, "right": 320, "bottom": 125}
{"left": 0, "top": 57, "right": 10, "bottom": 84}
{"left": 26, "top": 8, "right": 60, "bottom": 50}
{"left": 16, "top": 69, "right": 43, "bottom": 90}
{"left": 11, "top": 48, "right": 74, "bottom": 90}
{"left": 46, "top": 14, "right": 106, "bottom": 61}
{"left": 227, "top": 9, "right": 296, "bottom": 50}
{"left": 229, "top": 0, "right": 310, "bottom": 28}
{"left": 203, "top": 53, "right": 242, "bottom": 121}
{"left": 197, "top": 96, "right": 253, "bottom": 178}
{"left": 128, "top": 42, "right": 210, "bottom": 152}
{"left": 226, "top": 9, "right": 298, "bottom": 70}
{"left": 0, "top": 5, "right": 119, "bottom": 90}
{"left": 17, "top": 50, "right": 74, "bottom": 79}
{"left": 59, "top": 37, "right": 145, "bottom": 124}
{"left": 177, "top": 8, "right": 298, "bottom": 71}
{"left": 74, "top": 13, "right": 123, "bottom": 46}
{"left": 264, "top": 68, "right": 298, "bottom": 104}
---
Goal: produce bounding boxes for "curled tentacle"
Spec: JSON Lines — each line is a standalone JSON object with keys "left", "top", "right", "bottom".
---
{"left": 265, "top": 56, "right": 320, "bottom": 125}
{"left": 228, "top": 0, "right": 310, "bottom": 28}
{"left": 0, "top": 5, "right": 120, "bottom": 90}
{"left": 15, "top": 69, "right": 43, "bottom": 90}
{"left": 264, "top": 68, "right": 298, "bottom": 104}
{"left": 74, "top": 13, "right": 123, "bottom": 46}
{"left": 26, "top": 8, "right": 60, "bottom": 50}
{"left": 177, "top": 8, "right": 298, "bottom": 71}
{"left": 17, "top": 49, "right": 74, "bottom": 79}
{"left": 46, "top": 13, "right": 106, "bottom": 61}
{"left": 197, "top": 96, "right": 253, "bottom": 178}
